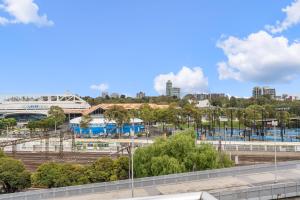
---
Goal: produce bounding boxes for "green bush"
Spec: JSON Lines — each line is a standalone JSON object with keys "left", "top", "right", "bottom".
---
{"left": 0, "top": 157, "right": 31, "bottom": 193}
{"left": 31, "top": 163, "right": 89, "bottom": 188}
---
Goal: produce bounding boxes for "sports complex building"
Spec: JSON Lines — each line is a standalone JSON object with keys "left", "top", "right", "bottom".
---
{"left": 0, "top": 94, "right": 91, "bottom": 122}
{"left": 69, "top": 103, "right": 168, "bottom": 135}
{"left": 0, "top": 94, "right": 168, "bottom": 135}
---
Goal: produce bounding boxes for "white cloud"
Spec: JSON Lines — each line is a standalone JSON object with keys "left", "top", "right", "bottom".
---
{"left": 266, "top": 0, "right": 300, "bottom": 33}
{"left": 90, "top": 83, "right": 109, "bottom": 92}
{"left": 217, "top": 31, "right": 300, "bottom": 83}
{"left": 0, "top": 16, "right": 8, "bottom": 24}
{"left": 0, "top": 0, "right": 53, "bottom": 27}
{"left": 154, "top": 66, "right": 208, "bottom": 95}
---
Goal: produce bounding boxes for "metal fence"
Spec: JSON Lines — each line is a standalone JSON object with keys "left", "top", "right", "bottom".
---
{"left": 211, "top": 181, "right": 300, "bottom": 200}
{"left": 205, "top": 141, "right": 300, "bottom": 153}
{"left": 1, "top": 160, "right": 300, "bottom": 200}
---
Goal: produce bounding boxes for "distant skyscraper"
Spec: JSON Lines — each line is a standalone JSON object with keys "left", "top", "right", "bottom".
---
{"left": 136, "top": 91, "right": 146, "bottom": 99}
{"left": 252, "top": 87, "right": 262, "bottom": 98}
{"left": 166, "top": 80, "right": 172, "bottom": 97}
{"left": 165, "top": 80, "right": 181, "bottom": 98}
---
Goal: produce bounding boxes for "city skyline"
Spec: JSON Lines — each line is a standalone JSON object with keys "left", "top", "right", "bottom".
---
{"left": 1, "top": 0, "right": 300, "bottom": 97}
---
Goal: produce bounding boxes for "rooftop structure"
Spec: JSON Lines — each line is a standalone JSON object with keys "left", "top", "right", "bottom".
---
{"left": 83, "top": 103, "right": 169, "bottom": 116}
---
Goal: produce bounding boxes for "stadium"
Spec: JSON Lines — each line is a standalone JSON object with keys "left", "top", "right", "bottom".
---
{"left": 0, "top": 93, "right": 91, "bottom": 122}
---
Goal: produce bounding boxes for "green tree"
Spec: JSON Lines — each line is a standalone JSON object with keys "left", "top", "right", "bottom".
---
{"left": 134, "top": 129, "right": 233, "bottom": 178}
{"left": 150, "top": 155, "right": 184, "bottom": 176}
{"left": 139, "top": 104, "right": 155, "bottom": 139}
{"left": 0, "top": 157, "right": 31, "bottom": 193}
{"left": 104, "top": 106, "right": 130, "bottom": 138}
{"left": 113, "top": 156, "right": 129, "bottom": 180}
{"left": 86, "top": 157, "right": 114, "bottom": 182}
{"left": 48, "top": 106, "right": 66, "bottom": 132}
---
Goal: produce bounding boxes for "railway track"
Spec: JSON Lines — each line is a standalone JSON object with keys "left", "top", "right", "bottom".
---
{"left": 6, "top": 152, "right": 121, "bottom": 171}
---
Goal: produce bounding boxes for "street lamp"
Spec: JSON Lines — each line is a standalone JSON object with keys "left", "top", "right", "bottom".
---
{"left": 272, "top": 120, "right": 278, "bottom": 183}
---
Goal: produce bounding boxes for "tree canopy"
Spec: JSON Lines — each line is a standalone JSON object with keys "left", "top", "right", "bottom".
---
{"left": 134, "top": 129, "right": 233, "bottom": 178}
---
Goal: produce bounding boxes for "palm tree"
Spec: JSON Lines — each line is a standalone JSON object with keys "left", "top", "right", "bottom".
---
{"left": 276, "top": 111, "right": 290, "bottom": 142}
{"left": 192, "top": 108, "right": 203, "bottom": 139}
{"left": 236, "top": 109, "right": 243, "bottom": 136}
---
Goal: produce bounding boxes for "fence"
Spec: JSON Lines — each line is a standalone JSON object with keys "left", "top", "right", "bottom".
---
{"left": 0, "top": 160, "right": 300, "bottom": 200}
{"left": 211, "top": 181, "right": 300, "bottom": 200}
{"left": 204, "top": 141, "right": 300, "bottom": 153}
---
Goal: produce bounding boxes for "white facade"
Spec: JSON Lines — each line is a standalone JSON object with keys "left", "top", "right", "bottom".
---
{"left": 0, "top": 94, "right": 90, "bottom": 117}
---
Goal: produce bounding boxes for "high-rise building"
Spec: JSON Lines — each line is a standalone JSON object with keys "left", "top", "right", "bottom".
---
{"left": 136, "top": 91, "right": 146, "bottom": 99}
{"left": 263, "top": 87, "right": 276, "bottom": 99}
{"left": 165, "top": 80, "right": 181, "bottom": 99}
{"left": 101, "top": 92, "right": 109, "bottom": 98}
{"left": 166, "top": 80, "right": 172, "bottom": 97}
{"left": 252, "top": 86, "right": 276, "bottom": 99}
{"left": 252, "top": 87, "right": 262, "bottom": 98}
{"left": 172, "top": 87, "right": 181, "bottom": 99}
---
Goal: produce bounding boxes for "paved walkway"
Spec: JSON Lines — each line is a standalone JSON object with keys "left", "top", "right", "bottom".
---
{"left": 53, "top": 167, "right": 300, "bottom": 200}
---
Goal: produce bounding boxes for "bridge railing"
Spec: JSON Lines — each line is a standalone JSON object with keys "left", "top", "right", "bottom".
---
{"left": 211, "top": 181, "right": 300, "bottom": 200}
{"left": 0, "top": 160, "right": 300, "bottom": 200}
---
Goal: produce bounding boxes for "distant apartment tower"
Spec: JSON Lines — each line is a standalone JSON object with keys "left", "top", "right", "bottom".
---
{"left": 194, "top": 93, "right": 225, "bottom": 100}
{"left": 209, "top": 93, "right": 225, "bottom": 99}
{"left": 172, "top": 87, "right": 181, "bottom": 99}
{"left": 101, "top": 92, "right": 109, "bottom": 98}
{"left": 110, "top": 93, "right": 119, "bottom": 98}
{"left": 165, "top": 80, "right": 181, "bottom": 99}
{"left": 263, "top": 87, "right": 276, "bottom": 99}
{"left": 252, "top": 86, "right": 276, "bottom": 99}
{"left": 252, "top": 87, "right": 262, "bottom": 98}
{"left": 136, "top": 91, "right": 146, "bottom": 99}
{"left": 166, "top": 80, "right": 173, "bottom": 97}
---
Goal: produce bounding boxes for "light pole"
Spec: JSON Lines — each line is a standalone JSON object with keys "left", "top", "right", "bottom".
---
{"left": 272, "top": 120, "right": 278, "bottom": 183}
{"left": 130, "top": 120, "right": 135, "bottom": 198}
{"left": 219, "top": 116, "right": 228, "bottom": 151}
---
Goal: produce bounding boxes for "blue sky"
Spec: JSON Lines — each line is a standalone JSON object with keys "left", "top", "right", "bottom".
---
{"left": 1, "top": 0, "right": 300, "bottom": 97}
